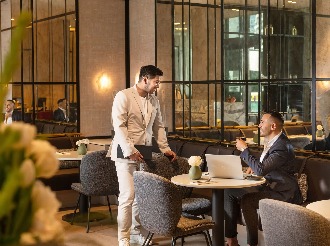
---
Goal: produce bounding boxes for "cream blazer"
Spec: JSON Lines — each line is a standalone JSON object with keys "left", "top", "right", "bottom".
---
{"left": 109, "top": 86, "right": 170, "bottom": 162}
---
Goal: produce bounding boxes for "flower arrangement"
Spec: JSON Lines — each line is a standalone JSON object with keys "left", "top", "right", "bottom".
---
{"left": 0, "top": 12, "right": 63, "bottom": 245}
{"left": 188, "top": 156, "right": 202, "bottom": 167}
{"left": 317, "top": 125, "right": 323, "bottom": 131}
{"left": 0, "top": 123, "right": 63, "bottom": 245}
{"left": 76, "top": 138, "right": 90, "bottom": 147}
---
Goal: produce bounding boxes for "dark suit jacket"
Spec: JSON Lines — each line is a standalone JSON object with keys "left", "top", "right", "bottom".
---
{"left": 53, "top": 108, "right": 66, "bottom": 121}
{"left": 12, "top": 110, "right": 22, "bottom": 122}
{"left": 240, "top": 132, "right": 300, "bottom": 203}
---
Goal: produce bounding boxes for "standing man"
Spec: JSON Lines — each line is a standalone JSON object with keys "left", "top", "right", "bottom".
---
{"left": 225, "top": 111, "right": 302, "bottom": 246}
{"left": 4, "top": 99, "right": 21, "bottom": 124}
{"left": 53, "top": 98, "right": 68, "bottom": 122}
{"left": 110, "top": 65, "right": 176, "bottom": 246}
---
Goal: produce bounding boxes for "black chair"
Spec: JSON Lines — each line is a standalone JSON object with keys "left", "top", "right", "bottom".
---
{"left": 140, "top": 153, "right": 212, "bottom": 217}
{"left": 71, "top": 150, "right": 119, "bottom": 232}
{"left": 133, "top": 171, "right": 214, "bottom": 246}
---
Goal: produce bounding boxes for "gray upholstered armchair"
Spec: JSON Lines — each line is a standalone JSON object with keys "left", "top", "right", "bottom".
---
{"left": 140, "top": 153, "right": 212, "bottom": 217}
{"left": 133, "top": 171, "right": 214, "bottom": 246}
{"left": 259, "top": 199, "right": 330, "bottom": 246}
{"left": 71, "top": 150, "right": 119, "bottom": 232}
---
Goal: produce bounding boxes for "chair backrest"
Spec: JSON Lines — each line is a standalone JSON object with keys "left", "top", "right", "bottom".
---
{"left": 133, "top": 171, "right": 182, "bottom": 235}
{"left": 80, "top": 150, "right": 119, "bottom": 196}
{"left": 140, "top": 153, "right": 192, "bottom": 198}
{"left": 259, "top": 199, "right": 330, "bottom": 246}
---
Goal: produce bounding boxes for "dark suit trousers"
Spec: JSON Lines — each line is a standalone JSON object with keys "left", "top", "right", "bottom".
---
{"left": 224, "top": 186, "right": 273, "bottom": 246}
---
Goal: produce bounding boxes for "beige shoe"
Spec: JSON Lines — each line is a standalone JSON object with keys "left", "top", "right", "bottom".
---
{"left": 119, "top": 238, "right": 130, "bottom": 246}
{"left": 130, "top": 234, "right": 152, "bottom": 245}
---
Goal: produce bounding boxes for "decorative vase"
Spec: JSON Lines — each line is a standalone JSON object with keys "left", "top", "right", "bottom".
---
{"left": 77, "top": 144, "right": 87, "bottom": 155}
{"left": 316, "top": 130, "right": 323, "bottom": 137}
{"left": 189, "top": 166, "right": 202, "bottom": 180}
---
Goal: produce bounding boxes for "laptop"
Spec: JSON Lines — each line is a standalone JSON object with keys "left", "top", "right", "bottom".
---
{"left": 205, "top": 154, "right": 245, "bottom": 180}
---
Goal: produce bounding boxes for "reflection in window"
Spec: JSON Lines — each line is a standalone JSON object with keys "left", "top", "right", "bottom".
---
{"left": 0, "top": 0, "right": 78, "bottom": 133}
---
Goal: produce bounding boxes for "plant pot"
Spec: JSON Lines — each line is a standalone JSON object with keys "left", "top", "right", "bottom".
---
{"left": 77, "top": 144, "right": 87, "bottom": 155}
{"left": 189, "top": 166, "right": 202, "bottom": 180}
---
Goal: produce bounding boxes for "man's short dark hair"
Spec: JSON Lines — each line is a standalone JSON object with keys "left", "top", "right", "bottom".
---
{"left": 267, "top": 110, "right": 284, "bottom": 125}
{"left": 6, "top": 99, "right": 15, "bottom": 104}
{"left": 139, "top": 65, "right": 163, "bottom": 80}
{"left": 57, "top": 98, "right": 66, "bottom": 104}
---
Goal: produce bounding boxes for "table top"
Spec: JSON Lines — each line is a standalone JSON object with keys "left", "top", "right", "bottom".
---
{"left": 246, "top": 134, "right": 324, "bottom": 146}
{"left": 88, "top": 138, "right": 112, "bottom": 146}
{"left": 55, "top": 150, "right": 93, "bottom": 160}
{"left": 306, "top": 199, "right": 330, "bottom": 220}
{"left": 171, "top": 173, "right": 265, "bottom": 189}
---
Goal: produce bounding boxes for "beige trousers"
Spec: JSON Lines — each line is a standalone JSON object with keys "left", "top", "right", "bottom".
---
{"left": 115, "top": 162, "right": 141, "bottom": 241}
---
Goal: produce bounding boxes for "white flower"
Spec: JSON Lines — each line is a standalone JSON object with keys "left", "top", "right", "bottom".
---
{"left": 1, "top": 122, "right": 36, "bottom": 149}
{"left": 26, "top": 181, "right": 63, "bottom": 243}
{"left": 317, "top": 125, "right": 323, "bottom": 131}
{"left": 76, "top": 138, "right": 90, "bottom": 146}
{"left": 19, "top": 159, "right": 35, "bottom": 187}
{"left": 188, "top": 156, "right": 202, "bottom": 166}
{"left": 20, "top": 232, "right": 37, "bottom": 245}
{"left": 28, "top": 140, "right": 59, "bottom": 178}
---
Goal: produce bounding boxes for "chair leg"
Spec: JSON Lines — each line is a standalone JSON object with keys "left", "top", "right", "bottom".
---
{"left": 71, "top": 193, "right": 81, "bottom": 225}
{"left": 143, "top": 232, "right": 154, "bottom": 246}
{"left": 106, "top": 196, "right": 112, "bottom": 218}
{"left": 171, "top": 237, "right": 177, "bottom": 246}
{"left": 86, "top": 196, "right": 91, "bottom": 233}
{"left": 205, "top": 230, "right": 213, "bottom": 246}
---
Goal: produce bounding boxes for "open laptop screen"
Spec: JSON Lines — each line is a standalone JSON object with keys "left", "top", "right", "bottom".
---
{"left": 206, "top": 154, "right": 244, "bottom": 180}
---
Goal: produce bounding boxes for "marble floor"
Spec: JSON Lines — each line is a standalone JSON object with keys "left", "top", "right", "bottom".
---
{"left": 57, "top": 205, "right": 265, "bottom": 246}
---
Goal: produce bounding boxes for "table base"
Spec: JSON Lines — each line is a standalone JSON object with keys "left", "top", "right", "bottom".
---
{"left": 62, "top": 212, "right": 115, "bottom": 224}
{"left": 212, "top": 189, "right": 225, "bottom": 246}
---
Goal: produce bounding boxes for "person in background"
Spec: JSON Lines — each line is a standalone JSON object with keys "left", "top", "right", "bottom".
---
{"left": 4, "top": 99, "right": 22, "bottom": 124}
{"left": 225, "top": 111, "right": 302, "bottom": 246}
{"left": 109, "top": 65, "right": 176, "bottom": 246}
{"left": 53, "top": 98, "right": 68, "bottom": 122}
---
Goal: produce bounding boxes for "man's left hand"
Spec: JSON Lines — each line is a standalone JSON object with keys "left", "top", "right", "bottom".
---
{"left": 164, "top": 150, "right": 177, "bottom": 162}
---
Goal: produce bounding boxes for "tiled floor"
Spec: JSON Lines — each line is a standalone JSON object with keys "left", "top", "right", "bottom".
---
{"left": 57, "top": 205, "right": 265, "bottom": 246}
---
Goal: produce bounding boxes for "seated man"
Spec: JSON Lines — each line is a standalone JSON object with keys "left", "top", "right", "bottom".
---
{"left": 225, "top": 111, "right": 302, "bottom": 246}
{"left": 4, "top": 99, "right": 22, "bottom": 124}
{"left": 53, "top": 98, "right": 68, "bottom": 122}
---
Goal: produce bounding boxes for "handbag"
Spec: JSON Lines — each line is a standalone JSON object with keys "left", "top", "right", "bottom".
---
{"left": 117, "top": 145, "right": 152, "bottom": 160}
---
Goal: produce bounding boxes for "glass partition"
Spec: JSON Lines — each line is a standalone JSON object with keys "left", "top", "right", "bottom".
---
{"left": 155, "top": 0, "right": 330, "bottom": 151}
{"left": 1, "top": 0, "right": 78, "bottom": 133}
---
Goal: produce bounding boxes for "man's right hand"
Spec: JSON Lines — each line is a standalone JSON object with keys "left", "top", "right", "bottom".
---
{"left": 129, "top": 151, "right": 144, "bottom": 162}
{"left": 245, "top": 167, "right": 254, "bottom": 174}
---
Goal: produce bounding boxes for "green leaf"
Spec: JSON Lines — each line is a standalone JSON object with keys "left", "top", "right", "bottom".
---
{"left": 0, "top": 169, "right": 20, "bottom": 219}
{"left": 0, "top": 11, "right": 31, "bottom": 104}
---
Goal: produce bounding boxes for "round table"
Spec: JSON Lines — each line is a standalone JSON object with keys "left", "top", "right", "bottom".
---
{"left": 306, "top": 199, "right": 330, "bottom": 221}
{"left": 171, "top": 174, "right": 265, "bottom": 246}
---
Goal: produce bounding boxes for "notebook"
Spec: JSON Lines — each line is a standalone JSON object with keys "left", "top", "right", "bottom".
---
{"left": 205, "top": 154, "right": 245, "bottom": 180}
{"left": 117, "top": 145, "right": 152, "bottom": 160}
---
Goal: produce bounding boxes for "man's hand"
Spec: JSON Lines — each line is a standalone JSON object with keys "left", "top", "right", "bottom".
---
{"left": 164, "top": 150, "right": 177, "bottom": 162}
{"left": 129, "top": 151, "right": 144, "bottom": 162}
{"left": 245, "top": 167, "right": 254, "bottom": 174}
{"left": 236, "top": 138, "right": 248, "bottom": 152}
